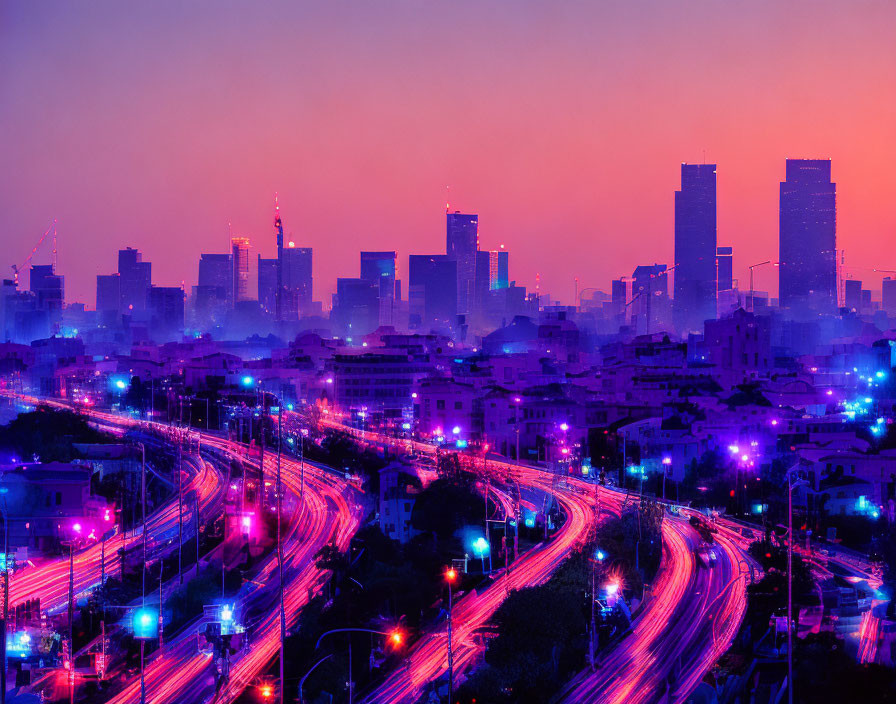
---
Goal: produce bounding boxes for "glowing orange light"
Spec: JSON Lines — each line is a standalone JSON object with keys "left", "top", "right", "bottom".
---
{"left": 446, "top": 568, "right": 457, "bottom": 582}
{"left": 390, "top": 630, "right": 403, "bottom": 645}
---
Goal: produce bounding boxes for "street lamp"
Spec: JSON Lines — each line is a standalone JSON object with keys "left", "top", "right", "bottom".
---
{"left": 314, "top": 627, "right": 404, "bottom": 704}
{"left": 748, "top": 260, "right": 778, "bottom": 312}
{"left": 472, "top": 536, "right": 490, "bottom": 573}
{"left": 661, "top": 456, "right": 672, "bottom": 501}
{"left": 445, "top": 568, "right": 457, "bottom": 704}
{"left": 786, "top": 467, "right": 809, "bottom": 704}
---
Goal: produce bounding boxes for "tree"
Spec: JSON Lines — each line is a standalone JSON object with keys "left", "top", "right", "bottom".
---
{"left": 0, "top": 407, "right": 113, "bottom": 462}
{"left": 410, "top": 478, "right": 484, "bottom": 540}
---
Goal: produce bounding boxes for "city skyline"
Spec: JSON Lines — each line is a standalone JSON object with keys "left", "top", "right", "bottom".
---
{"left": 3, "top": 1, "right": 896, "bottom": 304}
{"left": 3, "top": 3, "right": 896, "bottom": 702}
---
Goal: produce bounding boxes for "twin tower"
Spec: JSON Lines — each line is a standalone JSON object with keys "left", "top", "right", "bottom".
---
{"left": 674, "top": 158, "right": 836, "bottom": 332}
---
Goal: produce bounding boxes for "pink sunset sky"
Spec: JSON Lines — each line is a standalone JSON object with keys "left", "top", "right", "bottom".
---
{"left": 1, "top": 0, "right": 895, "bottom": 307}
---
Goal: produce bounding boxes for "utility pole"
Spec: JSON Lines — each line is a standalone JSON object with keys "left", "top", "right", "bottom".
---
{"left": 194, "top": 490, "right": 200, "bottom": 580}
{"left": 485, "top": 476, "right": 492, "bottom": 574}
{"left": 589, "top": 562, "right": 596, "bottom": 671}
{"left": 447, "top": 574, "right": 454, "bottom": 704}
{"left": 274, "top": 194, "right": 284, "bottom": 323}
{"left": 788, "top": 475, "right": 794, "bottom": 704}
{"left": 1, "top": 509, "right": 7, "bottom": 704}
{"left": 277, "top": 406, "right": 285, "bottom": 704}
{"left": 68, "top": 541, "right": 74, "bottom": 704}
{"left": 158, "top": 560, "right": 164, "bottom": 650}
{"left": 178, "top": 433, "right": 184, "bottom": 584}
{"left": 260, "top": 424, "right": 266, "bottom": 510}
{"left": 141, "top": 443, "right": 147, "bottom": 602}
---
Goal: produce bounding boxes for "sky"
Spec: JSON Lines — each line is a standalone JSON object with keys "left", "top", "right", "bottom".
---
{"left": 2, "top": 0, "right": 895, "bottom": 308}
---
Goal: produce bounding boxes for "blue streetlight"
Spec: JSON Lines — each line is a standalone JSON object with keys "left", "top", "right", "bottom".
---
{"left": 133, "top": 607, "right": 158, "bottom": 639}
{"left": 472, "top": 536, "right": 490, "bottom": 572}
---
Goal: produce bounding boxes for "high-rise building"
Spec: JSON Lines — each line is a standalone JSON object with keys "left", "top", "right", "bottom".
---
{"left": 473, "top": 250, "right": 492, "bottom": 325}
{"left": 118, "top": 248, "right": 151, "bottom": 314}
{"left": 29, "top": 264, "right": 64, "bottom": 333}
{"left": 716, "top": 246, "right": 733, "bottom": 292}
{"left": 332, "top": 278, "right": 379, "bottom": 339}
{"left": 360, "top": 251, "right": 396, "bottom": 327}
{"left": 883, "top": 278, "right": 896, "bottom": 316}
{"left": 844, "top": 279, "right": 862, "bottom": 312}
{"left": 198, "top": 253, "right": 233, "bottom": 306}
{"left": 231, "top": 237, "right": 251, "bottom": 303}
{"left": 96, "top": 274, "right": 120, "bottom": 318}
{"left": 494, "top": 248, "right": 509, "bottom": 290}
{"left": 408, "top": 254, "right": 457, "bottom": 331}
{"left": 258, "top": 257, "right": 278, "bottom": 313}
{"left": 611, "top": 278, "right": 627, "bottom": 320}
{"left": 632, "top": 264, "right": 669, "bottom": 334}
{"left": 149, "top": 286, "right": 185, "bottom": 339}
{"left": 674, "top": 163, "right": 717, "bottom": 332}
{"left": 446, "top": 212, "right": 478, "bottom": 316}
{"left": 282, "top": 246, "right": 313, "bottom": 317}
{"left": 779, "top": 159, "right": 837, "bottom": 315}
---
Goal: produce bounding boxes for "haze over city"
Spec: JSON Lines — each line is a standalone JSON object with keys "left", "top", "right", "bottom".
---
{"left": 2, "top": 3, "right": 896, "bottom": 704}
{"left": 2, "top": 0, "right": 896, "bottom": 304}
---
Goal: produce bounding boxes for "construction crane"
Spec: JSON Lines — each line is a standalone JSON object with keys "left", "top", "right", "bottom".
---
{"left": 12, "top": 219, "right": 57, "bottom": 286}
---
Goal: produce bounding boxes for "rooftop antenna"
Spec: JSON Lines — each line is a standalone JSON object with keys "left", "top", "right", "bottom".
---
{"left": 274, "top": 192, "right": 284, "bottom": 322}
{"left": 445, "top": 185, "right": 450, "bottom": 213}
{"left": 52, "top": 219, "right": 58, "bottom": 271}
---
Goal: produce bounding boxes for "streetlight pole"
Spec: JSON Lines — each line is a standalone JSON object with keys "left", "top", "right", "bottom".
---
{"left": 277, "top": 406, "right": 285, "bottom": 704}
{"left": 445, "top": 568, "right": 456, "bottom": 704}
{"left": 178, "top": 433, "right": 184, "bottom": 584}
{"left": 140, "top": 442, "right": 146, "bottom": 602}
{"left": 68, "top": 540, "right": 74, "bottom": 704}
{"left": 748, "top": 260, "right": 776, "bottom": 312}
{"left": 0, "top": 506, "right": 7, "bottom": 704}
{"left": 786, "top": 468, "right": 807, "bottom": 704}
{"left": 589, "top": 560, "right": 596, "bottom": 671}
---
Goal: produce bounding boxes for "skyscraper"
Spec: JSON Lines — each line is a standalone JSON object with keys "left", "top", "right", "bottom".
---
{"left": 494, "top": 248, "right": 509, "bottom": 290}
{"left": 473, "top": 249, "right": 492, "bottom": 324}
{"left": 674, "top": 163, "right": 717, "bottom": 332}
{"left": 96, "top": 274, "right": 120, "bottom": 319}
{"left": 408, "top": 254, "right": 457, "bottom": 331}
{"left": 282, "top": 246, "right": 313, "bottom": 317}
{"left": 716, "top": 246, "right": 733, "bottom": 292}
{"left": 198, "top": 253, "right": 233, "bottom": 306}
{"left": 149, "top": 285, "right": 185, "bottom": 339}
{"left": 258, "top": 256, "right": 278, "bottom": 313}
{"left": 231, "top": 237, "right": 251, "bottom": 303}
{"left": 611, "top": 278, "right": 627, "bottom": 320}
{"left": 882, "top": 278, "right": 896, "bottom": 316}
{"left": 844, "top": 279, "right": 862, "bottom": 312}
{"left": 446, "top": 212, "right": 478, "bottom": 316}
{"left": 779, "top": 159, "right": 837, "bottom": 315}
{"left": 360, "top": 251, "right": 396, "bottom": 326}
{"left": 332, "top": 278, "right": 379, "bottom": 338}
{"left": 118, "top": 247, "right": 151, "bottom": 314}
{"left": 30, "top": 264, "right": 64, "bottom": 333}
{"left": 632, "top": 264, "right": 669, "bottom": 334}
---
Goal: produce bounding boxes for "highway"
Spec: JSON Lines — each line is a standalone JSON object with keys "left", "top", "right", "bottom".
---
{"left": 99, "top": 437, "right": 364, "bottom": 704}
{"left": 311, "top": 418, "right": 753, "bottom": 704}
{"left": 9, "top": 399, "right": 866, "bottom": 703}
{"left": 555, "top": 510, "right": 750, "bottom": 704}
{"left": 4, "top": 396, "right": 364, "bottom": 704}
{"left": 3, "top": 398, "right": 228, "bottom": 617}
